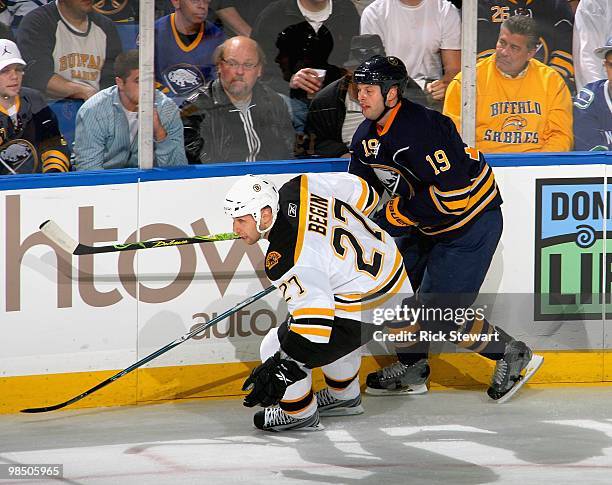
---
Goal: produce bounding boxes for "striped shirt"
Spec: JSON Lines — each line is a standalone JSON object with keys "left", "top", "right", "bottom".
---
{"left": 72, "top": 85, "right": 188, "bottom": 170}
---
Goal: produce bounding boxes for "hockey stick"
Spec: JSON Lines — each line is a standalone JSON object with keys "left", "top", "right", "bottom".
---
{"left": 39, "top": 220, "right": 240, "bottom": 255}
{"left": 21, "top": 285, "right": 276, "bottom": 413}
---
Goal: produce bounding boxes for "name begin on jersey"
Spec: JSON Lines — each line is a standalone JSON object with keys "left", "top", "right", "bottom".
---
{"left": 307, "top": 193, "right": 329, "bottom": 235}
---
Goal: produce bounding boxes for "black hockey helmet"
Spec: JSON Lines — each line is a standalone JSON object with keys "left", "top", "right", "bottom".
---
{"left": 353, "top": 55, "right": 408, "bottom": 100}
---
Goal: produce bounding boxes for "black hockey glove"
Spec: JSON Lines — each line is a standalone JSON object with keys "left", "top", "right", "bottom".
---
{"left": 242, "top": 352, "right": 307, "bottom": 408}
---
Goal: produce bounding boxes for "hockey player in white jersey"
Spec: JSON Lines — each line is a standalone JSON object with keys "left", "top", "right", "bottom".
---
{"left": 224, "top": 172, "right": 413, "bottom": 432}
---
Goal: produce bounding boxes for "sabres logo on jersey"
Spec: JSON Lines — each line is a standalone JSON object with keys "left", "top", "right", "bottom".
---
{"left": 501, "top": 115, "right": 528, "bottom": 131}
{"left": 266, "top": 251, "right": 282, "bottom": 270}
{"left": 162, "top": 64, "right": 204, "bottom": 96}
{"left": 0, "top": 139, "right": 39, "bottom": 175}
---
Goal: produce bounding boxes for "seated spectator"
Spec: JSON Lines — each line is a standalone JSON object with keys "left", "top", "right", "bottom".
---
{"left": 305, "top": 34, "right": 386, "bottom": 158}
{"left": 573, "top": 37, "right": 612, "bottom": 151}
{"left": 180, "top": 36, "right": 294, "bottom": 163}
{"left": 360, "top": 0, "right": 461, "bottom": 107}
{"left": 305, "top": 33, "right": 430, "bottom": 158}
{"left": 154, "top": 0, "right": 225, "bottom": 100}
{"left": 17, "top": 0, "right": 122, "bottom": 101}
{"left": 72, "top": 50, "right": 187, "bottom": 170}
{"left": 477, "top": 1, "right": 575, "bottom": 92}
{"left": 573, "top": 0, "right": 611, "bottom": 91}
{"left": 0, "top": 40, "right": 70, "bottom": 175}
{"left": 443, "top": 15, "right": 573, "bottom": 153}
{"left": 251, "top": 0, "right": 360, "bottom": 133}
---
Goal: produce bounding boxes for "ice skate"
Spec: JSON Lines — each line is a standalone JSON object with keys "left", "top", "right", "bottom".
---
{"left": 365, "top": 359, "right": 430, "bottom": 395}
{"left": 487, "top": 340, "right": 544, "bottom": 403}
{"left": 315, "top": 387, "right": 364, "bottom": 416}
{"left": 253, "top": 405, "right": 324, "bottom": 432}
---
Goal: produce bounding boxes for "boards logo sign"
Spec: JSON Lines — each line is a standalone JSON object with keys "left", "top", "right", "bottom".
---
{"left": 535, "top": 178, "right": 609, "bottom": 320}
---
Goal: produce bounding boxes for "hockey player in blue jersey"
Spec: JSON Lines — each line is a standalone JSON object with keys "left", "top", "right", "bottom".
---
{"left": 349, "top": 55, "right": 543, "bottom": 403}
{"left": 573, "top": 38, "right": 612, "bottom": 151}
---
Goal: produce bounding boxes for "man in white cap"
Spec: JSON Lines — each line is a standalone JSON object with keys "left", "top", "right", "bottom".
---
{"left": 0, "top": 39, "right": 70, "bottom": 175}
{"left": 573, "top": 36, "right": 612, "bottom": 151}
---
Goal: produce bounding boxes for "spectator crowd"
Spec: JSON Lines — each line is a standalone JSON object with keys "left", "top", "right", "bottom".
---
{"left": 0, "top": 0, "right": 609, "bottom": 175}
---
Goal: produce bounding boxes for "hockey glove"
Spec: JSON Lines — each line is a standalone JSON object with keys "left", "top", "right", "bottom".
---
{"left": 371, "top": 201, "right": 410, "bottom": 238}
{"left": 242, "top": 352, "right": 307, "bottom": 408}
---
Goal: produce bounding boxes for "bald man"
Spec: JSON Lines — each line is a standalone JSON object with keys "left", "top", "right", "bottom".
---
{"left": 181, "top": 36, "right": 295, "bottom": 164}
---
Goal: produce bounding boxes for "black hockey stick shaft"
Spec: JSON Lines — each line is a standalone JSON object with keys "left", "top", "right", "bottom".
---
{"left": 39, "top": 220, "right": 240, "bottom": 255}
{"left": 21, "top": 285, "right": 275, "bottom": 413}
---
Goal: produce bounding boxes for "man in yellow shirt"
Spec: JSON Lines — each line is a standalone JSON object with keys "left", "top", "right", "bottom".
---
{"left": 443, "top": 15, "right": 572, "bottom": 153}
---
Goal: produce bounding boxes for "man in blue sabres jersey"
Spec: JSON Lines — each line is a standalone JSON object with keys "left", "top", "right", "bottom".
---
{"left": 154, "top": 0, "right": 225, "bottom": 101}
{"left": 573, "top": 37, "right": 612, "bottom": 151}
{"left": 349, "top": 55, "right": 543, "bottom": 403}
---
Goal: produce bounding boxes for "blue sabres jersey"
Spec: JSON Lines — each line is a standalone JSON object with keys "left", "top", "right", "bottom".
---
{"left": 154, "top": 14, "right": 225, "bottom": 98}
{"left": 573, "top": 79, "right": 612, "bottom": 151}
{"left": 349, "top": 99, "right": 502, "bottom": 237}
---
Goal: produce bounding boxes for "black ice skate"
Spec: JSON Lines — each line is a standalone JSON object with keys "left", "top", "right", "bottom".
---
{"left": 315, "top": 388, "right": 364, "bottom": 416}
{"left": 365, "top": 359, "right": 430, "bottom": 396}
{"left": 487, "top": 340, "right": 544, "bottom": 404}
{"left": 253, "top": 406, "right": 324, "bottom": 432}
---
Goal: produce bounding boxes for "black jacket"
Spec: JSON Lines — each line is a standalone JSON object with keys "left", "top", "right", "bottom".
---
{"left": 181, "top": 80, "right": 295, "bottom": 164}
{"left": 251, "top": 0, "right": 359, "bottom": 100}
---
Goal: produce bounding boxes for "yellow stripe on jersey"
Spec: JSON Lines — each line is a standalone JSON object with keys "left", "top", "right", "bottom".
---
{"left": 294, "top": 175, "right": 309, "bottom": 265}
{"left": 289, "top": 324, "right": 333, "bottom": 343}
{"left": 170, "top": 13, "right": 204, "bottom": 52}
{"left": 364, "top": 184, "right": 379, "bottom": 216}
{"left": 386, "top": 197, "right": 416, "bottom": 227}
{"left": 42, "top": 151, "right": 70, "bottom": 172}
{"left": 430, "top": 164, "right": 489, "bottom": 198}
{"left": 423, "top": 186, "right": 499, "bottom": 236}
{"left": 335, "top": 251, "right": 403, "bottom": 302}
{"left": 550, "top": 55, "right": 574, "bottom": 77}
{"left": 428, "top": 165, "right": 494, "bottom": 216}
{"left": 336, "top": 269, "right": 408, "bottom": 312}
{"left": 356, "top": 177, "right": 368, "bottom": 212}
{"left": 354, "top": 177, "right": 380, "bottom": 216}
{"left": 293, "top": 307, "right": 335, "bottom": 319}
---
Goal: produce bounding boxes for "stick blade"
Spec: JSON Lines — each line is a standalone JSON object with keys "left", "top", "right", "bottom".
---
{"left": 39, "top": 220, "right": 78, "bottom": 254}
{"left": 20, "top": 401, "right": 69, "bottom": 413}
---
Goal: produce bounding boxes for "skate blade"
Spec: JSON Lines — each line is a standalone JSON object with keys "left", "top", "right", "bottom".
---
{"left": 365, "top": 383, "right": 428, "bottom": 396}
{"left": 493, "top": 354, "right": 544, "bottom": 404}
{"left": 319, "top": 404, "right": 364, "bottom": 417}
{"left": 261, "top": 422, "right": 325, "bottom": 433}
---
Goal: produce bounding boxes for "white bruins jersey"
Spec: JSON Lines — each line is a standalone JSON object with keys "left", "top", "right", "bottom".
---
{"left": 265, "top": 173, "right": 413, "bottom": 344}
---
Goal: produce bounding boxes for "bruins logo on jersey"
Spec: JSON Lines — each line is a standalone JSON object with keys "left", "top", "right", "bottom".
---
{"left": 266, "top": 251, "right": 282, "bottom": 270}
{"left": 93, "top": 0, "right": 136, "bottom": 21}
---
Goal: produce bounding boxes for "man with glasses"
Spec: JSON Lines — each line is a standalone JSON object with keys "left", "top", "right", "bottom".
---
{"left": 181, "top": 36, "right": 294, "bottom": 164}
{"left": 155, "top": 0, "right": 225, "bottom": 102}
{"left": 0, "top": 40, "right": 70, "bottom": 175}
{"left": 573, "top": 37, "right": 612, "bottom": 151}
